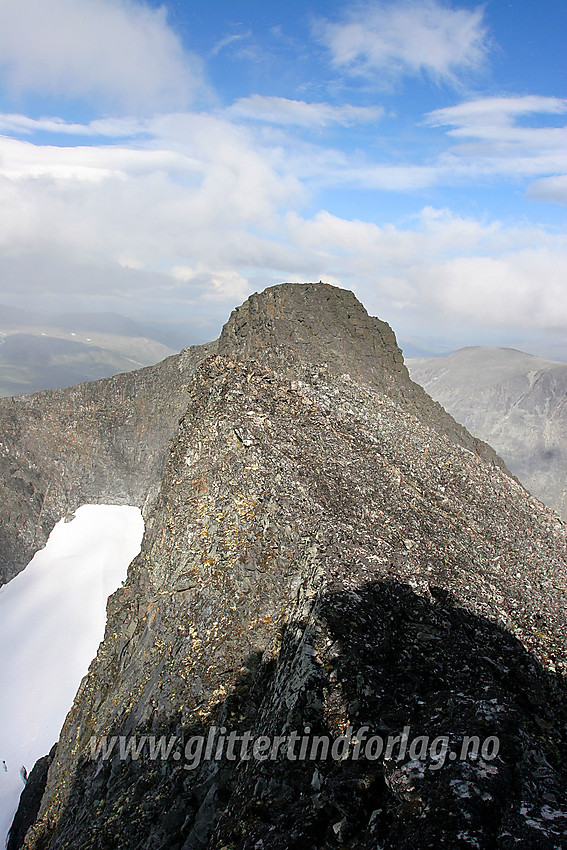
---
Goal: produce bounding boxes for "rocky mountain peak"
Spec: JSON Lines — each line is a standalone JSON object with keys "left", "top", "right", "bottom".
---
{"left": 218, "top": 282, "right": 407, "bottom": 393}
{"left": 17, "top": 343, "right": 567, "bottom": 849}
{"left": 4, "top": 284, "right": 567, "bottom": 848}
{"left": 0, "top": 283, "right": 504, "bottom": 588}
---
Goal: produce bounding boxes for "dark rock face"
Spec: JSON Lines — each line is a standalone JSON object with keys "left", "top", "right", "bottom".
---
{"left": 6, "top": 284, "right": 567, "bottom": 848}
{"left": 6, "top": 745, "right": 56, "bottom": 850}
{"left": 217, "top": 282, "right": 406, "bottom": 391}
{"left": 0, "top": 342, "right": 216, "bottom": 585}
{"left": 0, "top": 285, "right": 500, "bottom": 588}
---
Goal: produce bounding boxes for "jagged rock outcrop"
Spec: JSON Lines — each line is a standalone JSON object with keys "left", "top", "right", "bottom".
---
{"left": 0, "top": 342, "right": 216, "bottom": 585}
{"left": 7, "top": 284, "right": 567, "bottom": 848}
{"left": 217, "top": 285, "right": 508, "bottom": 467}
{"left": 408, "top": 346, "right": 567, "bottom": 520}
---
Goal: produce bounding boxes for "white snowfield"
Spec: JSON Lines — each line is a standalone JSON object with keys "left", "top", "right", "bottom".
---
{"left": 0, "top": 504, "right": 144, "bottom": 847}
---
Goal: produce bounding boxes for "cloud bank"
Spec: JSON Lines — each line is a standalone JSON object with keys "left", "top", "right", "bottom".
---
{"left": 0, "top": 0, "right": 204, "bottom": 111}
{"left": 0, "top": 0, "right": 564, "bottom": 354}
{"left": 1, "top": 108, "right": 564, "bottom": 339}
{"left": 227, "top": 96, "right": 383, "bottom": 128}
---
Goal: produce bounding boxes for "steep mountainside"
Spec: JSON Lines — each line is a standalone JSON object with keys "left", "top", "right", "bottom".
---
{"left": 11, "top": 284, "right": 566, "bottom": 849}
{"left": 407, "top": 347, "right": 567, "bottom": 519}
{"left": 0, "top": 286, "right": 501, "bottom": 587}
{"left": 0, "top": 342, "right": 216, "bottom": 585}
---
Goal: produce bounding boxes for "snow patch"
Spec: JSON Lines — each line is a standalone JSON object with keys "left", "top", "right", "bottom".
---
{"left": 0, "top": 504, "right": 144, "bottom": 846}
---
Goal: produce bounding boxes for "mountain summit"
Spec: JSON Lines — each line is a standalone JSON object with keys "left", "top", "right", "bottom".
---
{"left": 0, "top": 284, "right": 498, "bottom": 586}
{"left": 3, "top": 284, "right": 567, "bottom": 848}
{"left": 218, "top": 282, "right": 406, "bottom": 389}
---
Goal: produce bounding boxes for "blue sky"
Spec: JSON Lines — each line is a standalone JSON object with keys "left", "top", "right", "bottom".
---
{"left": 0, "top": 0, "right": 565, "bottom": 356}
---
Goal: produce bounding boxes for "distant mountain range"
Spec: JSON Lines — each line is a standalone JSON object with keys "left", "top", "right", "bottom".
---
{"left": 0, "top": 305, "right": 204, "bottom": 397}
{"left": 407, "top": 346, "right": 567, "bottom": 519}
{"left": 0, "top": 305, "right": 200, "bottom": 348}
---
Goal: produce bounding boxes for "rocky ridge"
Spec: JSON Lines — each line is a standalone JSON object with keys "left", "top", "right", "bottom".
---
{"left": 4, "top": 283, "right": 567, "bottom": 848}
{"left": 0, "top": 285, "right": 501, "bottom": 587}
{"left": 0, "top": 342, "right": 216, "bottom": 585}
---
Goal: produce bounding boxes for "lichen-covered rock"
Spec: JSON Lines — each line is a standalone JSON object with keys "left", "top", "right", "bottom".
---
{"left": 7, "top": 284, "right": 567, "bottom": 848}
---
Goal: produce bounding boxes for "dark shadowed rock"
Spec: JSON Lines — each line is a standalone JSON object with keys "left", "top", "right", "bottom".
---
{"left": 6, "top": 745, "right": 56, "bottom": 850}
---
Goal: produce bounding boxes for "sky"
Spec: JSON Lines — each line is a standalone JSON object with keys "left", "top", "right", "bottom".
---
{"left": 0, "top": 0, "right": 565, "bottom": 357}
{"left": 0, "top": 504, "right": 143, "bottom": 846}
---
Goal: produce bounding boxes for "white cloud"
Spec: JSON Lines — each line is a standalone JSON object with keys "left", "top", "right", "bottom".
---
{"left": 285, "top": 207, "right": 515, "bottom": 266}
{"left": 528, "top": 175, "right": 567, "bottom": 206}
{"left": 427, "top": 97, "right": 567, "bottom": 159}
{"left": 414, "top": 249, "right": 567, "bottom": 330}
{"left": 4, "top": 92, "right": 563, "bottom": 201}
{"left": 0, "top": 0, "right": 204, "bottom": 112}
{"left": 0, "top": 113, "right": 148, "bottom": 137}
{"left": 0, "top": 103, "right": 564, "bottom": 338}
{"left": 317, "top": 0, "right": 489, "bottom": 86}
{"left": 210, "top": 32, "right": 251, "bottom": 57}
{"left": 172, "top": 265, "right": 252, "bottom": 303}
{"left": 236, "top": 94, "right": 567, "bottom": 193}
{"left": 0, "top": 112, "right": 305, "bottom": 305}
{"left": 284, "top": 208, "right": 567, "bottom": 334}
{"left": 0, "top": 135, "right": 190, "bottom": 182}
{"left": 0, "top": 3, "right": 561, "bottom": 353}
{"left": 427, "top": 95, "right": 567, "bottom": 126}
{"left": 425, "top": 96, "right": 567, "bottom": 189}
{"left": 227, "top": 95, "right": 383, "bottom": 127}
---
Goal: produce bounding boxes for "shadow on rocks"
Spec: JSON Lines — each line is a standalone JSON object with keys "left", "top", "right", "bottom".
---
{"left": 18, "top": 580, "right": 567, "bottom": 850}
{"left": 213, "top": 580, "right": 567, "bottom": 849}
